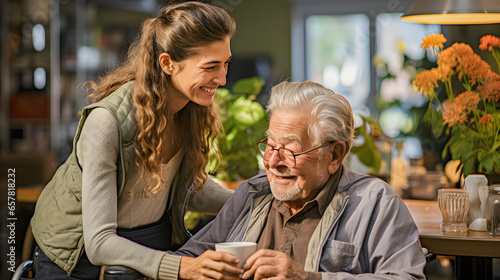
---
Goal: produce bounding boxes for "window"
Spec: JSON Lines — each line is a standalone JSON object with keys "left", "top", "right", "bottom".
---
{"left": 375, "top": 13, "right": 440, "bottom": 139}
{"left": 306, "top": 14, "right": 370, "bottom": 113}
{"left": 292, "top": 1, "right": 437, "bottom": 118}
{"left": 292, "top": 1, "right": 441, "bottom": 168}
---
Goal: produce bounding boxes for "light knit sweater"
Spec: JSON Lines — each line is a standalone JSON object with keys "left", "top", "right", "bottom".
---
{"left": 75, "top": 108, "right": 187, "bottom": 279}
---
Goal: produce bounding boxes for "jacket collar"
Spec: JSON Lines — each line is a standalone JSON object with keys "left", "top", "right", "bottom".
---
{"left": 337, "top": 164, "right": 374, "bottom": 193}
{"left": 247, "top": 172, "right": 272, "bottom": 197}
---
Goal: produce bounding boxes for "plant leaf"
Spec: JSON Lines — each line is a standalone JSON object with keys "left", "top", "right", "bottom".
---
{"left": 351, "top": 134, "right": 381, "bottom": 172}
{"left": 229, "top": 97, "right": 266, "bottom": 127}
{"left": 442, "top": 139, "right": 451, "bottom": 159}
{"left": 490, "top": 141, "right": 500, "bottom": 153}
{"left": 481, "top": 150, "right": 498, "bottom": 173}
{"left": 430, "top": 110, "right": 445, "bottom": 137}
{"left": 462, "top": 156, "right": 474, "bottom": 177}
{"left": 232, "top": 77, "right": 265, "bottom": 96}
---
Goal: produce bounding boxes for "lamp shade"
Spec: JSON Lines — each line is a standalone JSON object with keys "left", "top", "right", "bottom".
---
{"left": 401, "top": 0, "right": 500, "bottom": 24}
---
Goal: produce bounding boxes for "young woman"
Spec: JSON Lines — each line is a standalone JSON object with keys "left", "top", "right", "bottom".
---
{"left": 30, "top": 2, "right": 236, "bottom": 279}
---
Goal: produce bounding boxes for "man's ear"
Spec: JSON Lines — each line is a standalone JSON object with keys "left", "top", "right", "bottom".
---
{"left": 159, "top": 52, "right": 175, "bottom": 75}
{"left": 328, "top": 142, "right": 346, "bottom": 174}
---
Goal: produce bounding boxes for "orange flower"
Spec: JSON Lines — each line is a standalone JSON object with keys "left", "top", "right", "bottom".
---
{"left": 478, "top": 81, "right": 500, "bottom": 102}
{"left": 436, "top": 43, "right": 500, "bottom": 86}
{"left": 450, "top": 43, "right": 475, "bottom": 58}
{"left": 437, "top": 62, "right": 454, "bottom": 81}
{"left": 437, "top": 43, "right": 474, "bottom": 73}
{"left": 479, "top": 35, "right": 500, "bottom": 51}
{"left": 437, "top": 45, "right": 460, "bottom": 69}
{"left": 479, "top": 114, "right": 493, "bottom": 125}
{"left": 415, "top": 34, "right": 500, "bottom": 177}
{"left": 459, "top": 53, "right": 499, "bottom": 86}
{"left": 413, "top": 68, "right": 441, "bottom": 97}
{"left": 443, "top": 91, "right": 481, "bottom": 126}
{"left": 421, "top": 34, "right": 447, "bottom": 50}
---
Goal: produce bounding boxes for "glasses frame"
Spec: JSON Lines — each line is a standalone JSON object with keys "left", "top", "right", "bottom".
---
{"left": 257, "top": 140, "right": 333, "bottom": 168}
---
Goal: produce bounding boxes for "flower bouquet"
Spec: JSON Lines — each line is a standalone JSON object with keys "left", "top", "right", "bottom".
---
{"left": 413, "top": 34, "right": 500, "bottom": 177}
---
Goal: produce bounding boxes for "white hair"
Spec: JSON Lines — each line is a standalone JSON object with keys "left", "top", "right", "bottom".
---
{"left": 266, "top": 80, "right": 355, "bottom": 154}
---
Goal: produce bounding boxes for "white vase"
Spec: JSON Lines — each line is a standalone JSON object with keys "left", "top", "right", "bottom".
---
{"left": 464, "top": 174, "right": 488, "bottom": 231}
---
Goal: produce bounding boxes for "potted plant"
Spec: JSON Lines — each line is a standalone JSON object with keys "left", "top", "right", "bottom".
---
{"left": 350, "top": 115, "right": 392, "bottom": 181}
{"left": 413, "top": 34, "right": 500, "bottom": 178}
{"left": 207, "top": 76, "right": 268, "bottom": 188}
{"left": 185, "top": 77, "right": 267, "bottom": 231}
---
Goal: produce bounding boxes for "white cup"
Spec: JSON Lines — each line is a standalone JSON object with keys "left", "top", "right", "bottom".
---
{"left": 215, "top": 242, "right": 257, "bottom": 268}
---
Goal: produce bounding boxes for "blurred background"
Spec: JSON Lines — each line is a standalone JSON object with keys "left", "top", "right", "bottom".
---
{"left": 1, "top": 0, "right": 500, "bottom": 279}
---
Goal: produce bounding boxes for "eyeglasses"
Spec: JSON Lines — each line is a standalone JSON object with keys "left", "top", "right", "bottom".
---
{"left": 257, "top": 140, "right": 333, "bottom": 168}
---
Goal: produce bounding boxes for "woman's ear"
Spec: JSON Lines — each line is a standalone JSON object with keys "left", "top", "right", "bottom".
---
{"left": 159, "top": 53, "right": 175, "bottom": 75}
{"left": 328, "top": 142, "right": 346, "bottom": 174}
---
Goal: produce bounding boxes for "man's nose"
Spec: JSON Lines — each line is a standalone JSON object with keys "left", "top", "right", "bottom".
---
{"left": 268, "top": 150, "right": 284, "bottom": 168}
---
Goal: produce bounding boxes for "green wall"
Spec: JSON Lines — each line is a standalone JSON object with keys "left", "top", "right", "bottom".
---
{"left": 225, "top": 0, "right": 291, "bottom": 82}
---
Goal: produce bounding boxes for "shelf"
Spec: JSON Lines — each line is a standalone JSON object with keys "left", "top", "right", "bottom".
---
{"left": 2, "top": 0, "right": 156, "bottom": 154}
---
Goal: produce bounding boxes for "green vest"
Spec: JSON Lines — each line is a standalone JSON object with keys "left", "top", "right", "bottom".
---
{"left": 31, "top": 81, "right": 193, "bottom": 275}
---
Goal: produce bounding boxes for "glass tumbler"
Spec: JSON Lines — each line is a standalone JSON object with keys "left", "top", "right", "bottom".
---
{"left": 438, "top": 188, "right": 469, "bottom": 232}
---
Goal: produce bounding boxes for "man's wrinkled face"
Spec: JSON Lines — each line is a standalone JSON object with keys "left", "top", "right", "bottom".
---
{"left": 264, "top": 109, "right": 332, "bottom": 204}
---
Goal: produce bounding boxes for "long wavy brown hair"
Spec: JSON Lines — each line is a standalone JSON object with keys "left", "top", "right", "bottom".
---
{"left": 85, "top": 2, "right": 236, "bottom": 195}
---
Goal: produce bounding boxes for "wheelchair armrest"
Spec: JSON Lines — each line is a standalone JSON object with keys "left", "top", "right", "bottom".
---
{"left": 103, "top": 265, "right": 147, "bottom": 280}
{"left": 424, "top": 249, "right": 436, "bottom": 263}
{"left": 11, "top": 260, "right": 33, "bottom": 280}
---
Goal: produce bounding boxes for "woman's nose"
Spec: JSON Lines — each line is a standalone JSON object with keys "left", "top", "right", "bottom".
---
{"left": 213, "top": 67, "right": 227, "bottom": 86}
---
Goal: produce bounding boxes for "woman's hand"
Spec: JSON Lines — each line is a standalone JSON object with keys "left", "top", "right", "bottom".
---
{"left": 240, "top": 249, "right": 306, "bottom": 280}
{"left": 179, "top": 250, "right": 244, "bottom": 280}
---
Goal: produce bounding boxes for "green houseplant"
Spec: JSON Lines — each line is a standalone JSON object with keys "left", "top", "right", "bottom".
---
{"left": 207, "top": 76, "right": 268, "bottom": 182}
{"left": 186, "top": 77, "right": 267, "bottom": 231}
{"left": 350, "top": 115, "right": 392, "bottom": 181}
{"left": 351, "top": 115, "right": 384, "bottom": 173}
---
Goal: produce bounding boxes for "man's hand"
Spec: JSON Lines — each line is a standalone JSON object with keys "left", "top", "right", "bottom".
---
{"left": 241, "top": 249, "right": 306, "bottom": 280}
{"left": 179, "top": 250, "right": 244, "bottom": 280}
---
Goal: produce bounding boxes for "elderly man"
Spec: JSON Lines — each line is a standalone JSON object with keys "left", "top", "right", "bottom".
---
{"left": 176, "top": 80, "right": 426, "bottom": 280}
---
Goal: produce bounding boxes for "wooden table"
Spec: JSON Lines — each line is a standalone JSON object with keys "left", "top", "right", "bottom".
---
{"left": 404, "top": 199, "right": 500, "bottom": 280}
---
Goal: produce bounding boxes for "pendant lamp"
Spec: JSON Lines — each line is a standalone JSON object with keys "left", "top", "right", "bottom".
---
{"left": 401, "top": 0, "right": 500, "bottom": 24}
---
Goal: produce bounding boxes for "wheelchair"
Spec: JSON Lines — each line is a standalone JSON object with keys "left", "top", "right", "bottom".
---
{"left": 12, "top": 223, "right": 436, "bottom": 280}
{"left": 11, "top": 211, "right": 217, "bottom": 280}
{"left": 12, "top": 260, "right": 147, "bottom": 280}
{"left": 11, "top": 225, "right": 148, "bottom": 280}
{"left": 13, "top": 248, "right": 436, "bottom": 280}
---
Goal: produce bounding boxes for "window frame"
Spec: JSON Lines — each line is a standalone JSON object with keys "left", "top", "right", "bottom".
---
{"left": 290, "top": 0, "right": 414, "bottom": 114}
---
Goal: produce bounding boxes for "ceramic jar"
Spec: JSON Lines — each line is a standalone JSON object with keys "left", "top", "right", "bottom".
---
{"left": 464, "top": 175, "right": 489, "bottom": 231}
